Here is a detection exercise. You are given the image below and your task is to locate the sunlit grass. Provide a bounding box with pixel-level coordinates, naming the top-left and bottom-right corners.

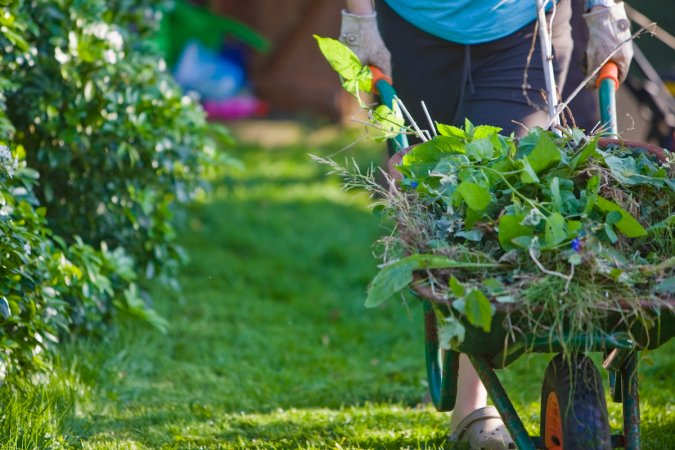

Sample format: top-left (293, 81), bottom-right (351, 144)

top-left (1, 124), bottom-right (673, 449)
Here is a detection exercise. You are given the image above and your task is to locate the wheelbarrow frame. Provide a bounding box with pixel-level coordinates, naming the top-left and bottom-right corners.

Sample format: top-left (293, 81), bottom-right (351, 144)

top-left (371, 63), bottom-right (675, 449)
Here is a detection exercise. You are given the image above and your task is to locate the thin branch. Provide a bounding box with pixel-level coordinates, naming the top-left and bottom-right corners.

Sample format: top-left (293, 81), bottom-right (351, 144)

top-left (522, 20), bottom-right (542, 110)
top-left (528, 238), bottom-right (574, 289)
top-left (545, 24), bottom-right (655, 129)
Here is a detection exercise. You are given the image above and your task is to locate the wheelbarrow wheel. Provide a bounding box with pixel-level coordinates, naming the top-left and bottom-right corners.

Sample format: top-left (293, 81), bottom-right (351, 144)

top-left (540, 353), bottom-right (611, 450)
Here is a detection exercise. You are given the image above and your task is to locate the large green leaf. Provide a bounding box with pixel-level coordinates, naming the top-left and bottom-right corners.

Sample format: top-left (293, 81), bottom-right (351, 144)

top-left (314, 35), bottom-right (371, 95)
top-left (603, 153), bottom-right (670, 189)
top-left (401, 136), bottom-right (466, 177)
top-left (595, 196), bottom-right (647, 238)
top-left (365, 259), bottom-right (417, 308)
top-left (436, 123), bottom-right (466, 140)
top-left (466, 138), bottom-right (494, 162)
top-left (366, 254), bottom-right (500, 308)
top-left (465, 289), bottom-right (493, 332)
top-left (522, 133), bottom-right (562, 174)
top-left (545, 212), bottom-right (567, 246)
top-left (456, 181), bottom-right (491, 211)
top-left (498, 214), bottom-right (534, 251)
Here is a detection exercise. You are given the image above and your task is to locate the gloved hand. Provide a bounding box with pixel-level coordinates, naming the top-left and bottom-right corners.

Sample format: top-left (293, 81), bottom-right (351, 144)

top-left (584, 2), bottom-right (633, 86)
top-left (340, 10), bottom-right (392, 78)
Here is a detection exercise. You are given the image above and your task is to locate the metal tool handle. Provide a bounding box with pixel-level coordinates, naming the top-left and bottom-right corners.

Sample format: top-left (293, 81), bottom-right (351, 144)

top-left (597, 62), bottom-right (620, 136)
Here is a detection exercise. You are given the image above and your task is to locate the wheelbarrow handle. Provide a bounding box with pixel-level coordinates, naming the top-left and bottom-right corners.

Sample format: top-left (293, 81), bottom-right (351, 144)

top-left (369, 65), bottom-right (409, 151)
top-left (597, 62), bottom-right (620, 136)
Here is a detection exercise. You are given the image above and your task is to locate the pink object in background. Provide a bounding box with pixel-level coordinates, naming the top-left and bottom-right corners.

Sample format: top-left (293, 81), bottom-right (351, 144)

top-left (203, 96), bottom-right (270, 120)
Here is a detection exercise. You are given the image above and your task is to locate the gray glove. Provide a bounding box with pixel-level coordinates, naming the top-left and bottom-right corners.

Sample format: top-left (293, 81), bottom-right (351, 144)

top-left (584, 2), bottom-right (633, 86)
top-left (340, 10), bottom-right (392, 78)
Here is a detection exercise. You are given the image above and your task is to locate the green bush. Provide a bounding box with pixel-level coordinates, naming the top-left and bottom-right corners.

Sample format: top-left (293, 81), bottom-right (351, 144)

top-left (0, 0), bottom-right (228, 374)
top-left (6, 0), bottom-right (223, 289)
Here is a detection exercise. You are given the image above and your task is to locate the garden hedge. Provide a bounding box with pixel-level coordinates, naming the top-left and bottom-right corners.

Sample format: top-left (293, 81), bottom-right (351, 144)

top-left (0, 0), bottom-right (229, 376)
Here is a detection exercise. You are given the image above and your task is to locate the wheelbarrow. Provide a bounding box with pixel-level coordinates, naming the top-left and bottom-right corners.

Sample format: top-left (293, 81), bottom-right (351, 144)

top-left (371, 62), bottom-right (675, 449)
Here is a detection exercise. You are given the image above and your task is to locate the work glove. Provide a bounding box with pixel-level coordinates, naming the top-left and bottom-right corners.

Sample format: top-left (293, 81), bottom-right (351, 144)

top-left (340, 10), bottom-right (392, 78)
top-left (584, 2), bottom-right (633, 87)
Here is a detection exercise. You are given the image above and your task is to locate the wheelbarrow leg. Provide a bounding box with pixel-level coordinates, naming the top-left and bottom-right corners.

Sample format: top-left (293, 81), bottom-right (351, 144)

top-left (423, 302), bottom-right (458, 412)
top-left (622, 351), bottom-right (641, 450)
top-left (469, 355), bottom-right (537, 450)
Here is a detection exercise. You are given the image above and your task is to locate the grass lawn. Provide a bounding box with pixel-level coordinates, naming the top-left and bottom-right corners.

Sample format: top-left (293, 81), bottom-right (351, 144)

top-left (1, 121), bottom-right (673, 449)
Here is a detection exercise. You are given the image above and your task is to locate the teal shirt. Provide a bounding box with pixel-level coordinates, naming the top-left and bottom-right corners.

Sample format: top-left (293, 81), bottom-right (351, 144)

top-left (382, 0), bottom-right (544, 44)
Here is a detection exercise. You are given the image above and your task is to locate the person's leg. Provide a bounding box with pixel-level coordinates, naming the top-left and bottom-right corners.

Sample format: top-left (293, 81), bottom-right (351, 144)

top-left (377, 1), bottom-right (492, 433)
top-left (456, 0), bottom-right (573, 136)
top-left (449, 355), bottom-right (488, 431)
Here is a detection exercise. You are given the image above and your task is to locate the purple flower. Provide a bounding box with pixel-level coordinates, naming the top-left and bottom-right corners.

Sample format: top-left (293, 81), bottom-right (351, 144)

top-left (571, 237), bottom-right (582, 252)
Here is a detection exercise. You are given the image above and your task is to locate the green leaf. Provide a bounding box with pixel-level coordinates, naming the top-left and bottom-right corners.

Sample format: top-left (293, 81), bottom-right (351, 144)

top-left (314, 35), bottom-right (372, 94)
top-left (0, 296), bottom-right (10, 319)
top-left (366, 259), bottom-right (416, 308)
top-left (498, 214), bottom-right (534, 251)
top-left (436, 123), bottom-right (466, 139)
top-left (605, 223), bottom-right (619, 243)
top-left (401, 136), bottom-right (465, 177)
top-left (517, 158), bottom-right (540, 184)
top-left (483, 278), bottom-right (506, 295)
top-left (584, 175), bottom-right (600, 214)
top-left (524, 133), bottom-right (562, 173)
top-left (450, 276), bottom-right (465, 298)
top-left (371, 104), bottom-right (404, 138)
top-left (464, 118), bottom-right (475, 137)
top-left (465, 289), bottom-right (493, 332)
top-left (473, 125), bottom-right (503, 140)
top-left (655, 276), bottom-right (675, 294)
top-left (545, 212), bottom-right (567, 246)
top-left (567, 220), bottom-right (582, 238)
top-left (366, 255), bottom-right (501, 307)
top-left (455, 229), bottom-right (483, 241)
top-left (466, 138), bottom-right (494, 162)
top-left (439, 316), bottom-right (466, 349)
top-left (570, 139), bottom-right (598, 169)
top-left (606, 210), bottom-right (622, 225)
top-left (457, 181), bottom-right (490, 211)
top-left (595, 196), bottom-right (648, 238)
top-left (568, 253), bottom-right (582, 265)
top-left (549, 177), bottom-right (562, 212)
top-left (603, 153), bottom-right (669, 189)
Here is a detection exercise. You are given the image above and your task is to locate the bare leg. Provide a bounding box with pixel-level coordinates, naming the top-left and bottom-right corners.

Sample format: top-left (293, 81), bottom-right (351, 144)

top-left (449, 354), bottom-right (488, 432)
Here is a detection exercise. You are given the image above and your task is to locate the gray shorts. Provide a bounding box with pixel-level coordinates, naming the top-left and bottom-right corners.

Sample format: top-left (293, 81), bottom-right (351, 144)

top-left (377, 0), bottom-right (573, 140)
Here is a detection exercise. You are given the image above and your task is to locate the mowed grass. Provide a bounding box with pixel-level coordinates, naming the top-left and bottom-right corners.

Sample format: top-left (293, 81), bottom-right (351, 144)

top-left (1, 122), bottom-right (673, 449)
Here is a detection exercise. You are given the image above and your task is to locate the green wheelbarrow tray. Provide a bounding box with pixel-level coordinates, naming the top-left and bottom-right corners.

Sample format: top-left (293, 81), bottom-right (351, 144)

top-left (414, 279), bottom-right (675, 369)
top-left (414, 275), bottom-right (673, 450)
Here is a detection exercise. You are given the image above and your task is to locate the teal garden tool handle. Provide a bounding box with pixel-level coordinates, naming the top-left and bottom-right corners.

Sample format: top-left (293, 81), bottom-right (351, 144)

top-left (369, 65), bottom-right (409, 151)
top-left (597, 62), bottom-right (620, 136)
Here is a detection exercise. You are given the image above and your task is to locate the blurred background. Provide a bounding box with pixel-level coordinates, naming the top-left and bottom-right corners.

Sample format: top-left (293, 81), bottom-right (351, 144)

top-left (157, 0), bottom-right (674, 149)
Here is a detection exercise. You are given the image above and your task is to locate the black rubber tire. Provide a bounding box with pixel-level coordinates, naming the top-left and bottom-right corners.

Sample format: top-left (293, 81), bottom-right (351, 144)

top-left (540, 353), bottom-right (612, 450)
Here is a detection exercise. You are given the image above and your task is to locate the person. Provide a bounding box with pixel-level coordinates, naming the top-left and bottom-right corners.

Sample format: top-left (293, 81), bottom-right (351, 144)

top-left (339, 0), bottom-right (633, 448)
